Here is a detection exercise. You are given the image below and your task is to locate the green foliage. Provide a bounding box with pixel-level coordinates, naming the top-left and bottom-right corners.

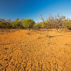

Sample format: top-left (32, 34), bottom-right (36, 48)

top-left (10, 18), bottom-right (22, 28)
top-left (20, 19), bottom-right (35, 28)
top-left (33, 23), bottom-right (42, 29)
top-left (0, 16), bottom-right (71, 30)
top-left (33, 21), bottom-right (49, 29)
top-left (0, 18), bottom-right (35, 29)
top-left (64, 20), bottom-right (71, 30)
top-left (0, 21), bottom-right (10, 28)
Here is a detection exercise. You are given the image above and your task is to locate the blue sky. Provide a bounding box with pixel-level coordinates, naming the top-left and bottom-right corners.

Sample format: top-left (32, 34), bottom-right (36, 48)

top-left (0, 0), bottom-right (71, 22)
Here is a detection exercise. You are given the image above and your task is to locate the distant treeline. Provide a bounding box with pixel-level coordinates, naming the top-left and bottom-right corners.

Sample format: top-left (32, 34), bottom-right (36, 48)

top-left (0, 15), bottom-right (71, 30)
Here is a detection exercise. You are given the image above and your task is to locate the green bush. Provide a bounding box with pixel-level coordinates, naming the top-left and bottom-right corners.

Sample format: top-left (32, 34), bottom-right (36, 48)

top-left (0, 16), bottom-right (71, 30)
top-left (20, 19), bottom-right (35, 28)
top-left (0, 21), bottom-right (10, 28)
top-left (33, 23), bottom-right (42, 29)
top-left (64, 20), bottom-right (71, 30)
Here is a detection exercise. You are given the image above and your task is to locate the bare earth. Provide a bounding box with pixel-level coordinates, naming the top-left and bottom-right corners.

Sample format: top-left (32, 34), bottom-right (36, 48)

top-left (0, 29), bottom-right (71, 71)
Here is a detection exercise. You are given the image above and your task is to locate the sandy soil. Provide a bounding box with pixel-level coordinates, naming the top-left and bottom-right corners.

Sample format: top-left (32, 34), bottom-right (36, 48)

top-left (0, 29), bottom-right (71, 71)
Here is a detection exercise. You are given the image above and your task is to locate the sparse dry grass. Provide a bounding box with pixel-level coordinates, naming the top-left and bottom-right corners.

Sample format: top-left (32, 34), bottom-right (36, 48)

top-left (0, 29), bottom-right (71, 71)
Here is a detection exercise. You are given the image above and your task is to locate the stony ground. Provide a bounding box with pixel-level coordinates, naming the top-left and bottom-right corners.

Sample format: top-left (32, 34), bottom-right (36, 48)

top-left (0, 29), bottom-right (71, 71)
